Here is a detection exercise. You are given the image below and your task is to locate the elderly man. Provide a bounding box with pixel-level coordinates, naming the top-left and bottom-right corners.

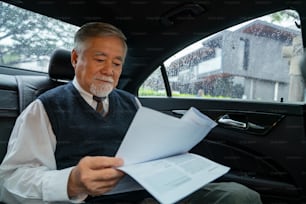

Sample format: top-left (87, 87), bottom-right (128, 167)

top-left (0, 22), bottom-right (262, 204)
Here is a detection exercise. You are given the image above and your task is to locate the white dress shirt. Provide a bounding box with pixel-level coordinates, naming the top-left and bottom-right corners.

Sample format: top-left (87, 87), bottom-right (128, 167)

top-left (0, 77), bottom-right (141, 203)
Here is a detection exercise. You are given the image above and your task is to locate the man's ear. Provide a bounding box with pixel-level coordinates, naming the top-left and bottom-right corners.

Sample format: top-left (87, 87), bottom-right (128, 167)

top-left (71, 49), bottom-right (78, 68)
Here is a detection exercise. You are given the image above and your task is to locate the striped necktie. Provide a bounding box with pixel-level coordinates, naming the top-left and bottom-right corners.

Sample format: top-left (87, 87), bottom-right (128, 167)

top-left (93, 95), bottom-right (106, 116)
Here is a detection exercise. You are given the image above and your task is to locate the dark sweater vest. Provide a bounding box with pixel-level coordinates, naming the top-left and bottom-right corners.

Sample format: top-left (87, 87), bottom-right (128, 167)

top-left (39, 82), bottom-right (138, 170)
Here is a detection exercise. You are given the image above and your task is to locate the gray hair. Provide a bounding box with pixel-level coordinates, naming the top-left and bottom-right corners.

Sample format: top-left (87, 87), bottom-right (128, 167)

top-left (74, 22), bottom-right (127, 58)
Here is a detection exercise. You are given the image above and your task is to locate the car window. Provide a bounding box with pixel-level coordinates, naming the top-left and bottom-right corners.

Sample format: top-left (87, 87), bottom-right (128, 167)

top-left (139, 9), bottom-right (304, 103)
top-left (0, 1), bottom-right (79, 72)
top-left (139, 67), bottom-right (167, 96)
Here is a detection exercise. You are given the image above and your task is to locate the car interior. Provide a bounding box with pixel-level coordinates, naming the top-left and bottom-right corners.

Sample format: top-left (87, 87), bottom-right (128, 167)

top-left (0, 0), bottom-right (306, 203)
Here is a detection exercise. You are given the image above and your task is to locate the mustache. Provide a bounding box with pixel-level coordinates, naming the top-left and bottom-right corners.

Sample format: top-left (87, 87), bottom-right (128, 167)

top-left (94, 76), bottom-right (114, 83)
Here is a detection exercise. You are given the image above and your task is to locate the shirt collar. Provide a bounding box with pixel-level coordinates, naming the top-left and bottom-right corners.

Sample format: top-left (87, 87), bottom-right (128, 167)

top-left (72, 77), bottom-right (93, 106)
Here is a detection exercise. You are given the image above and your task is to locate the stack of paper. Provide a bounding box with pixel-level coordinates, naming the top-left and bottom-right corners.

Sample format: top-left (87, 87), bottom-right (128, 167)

top-left (107, 106), bottom-right (230, 204)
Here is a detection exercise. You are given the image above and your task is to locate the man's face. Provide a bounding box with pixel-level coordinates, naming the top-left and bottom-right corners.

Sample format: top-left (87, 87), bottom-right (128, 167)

top-left (72, 36), bottom-right (125, 97)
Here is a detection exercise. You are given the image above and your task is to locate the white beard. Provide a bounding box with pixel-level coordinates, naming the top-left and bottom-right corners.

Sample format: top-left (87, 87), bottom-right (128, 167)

top-left (90, 76), bottom-right (114, 97)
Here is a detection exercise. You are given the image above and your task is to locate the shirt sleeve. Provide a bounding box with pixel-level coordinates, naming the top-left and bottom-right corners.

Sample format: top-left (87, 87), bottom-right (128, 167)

top-left (0, 100), bottom-right (83, 203)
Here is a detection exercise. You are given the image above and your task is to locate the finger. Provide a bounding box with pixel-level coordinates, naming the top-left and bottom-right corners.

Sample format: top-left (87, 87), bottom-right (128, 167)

top-left (84, 173), bottom-right (125, 196)
top-left (88, 176), bottom-right (122, 193)
top-left (90, 167), bottom-right (125, 182)
top-left (83, 156), bottom-right (124, 169)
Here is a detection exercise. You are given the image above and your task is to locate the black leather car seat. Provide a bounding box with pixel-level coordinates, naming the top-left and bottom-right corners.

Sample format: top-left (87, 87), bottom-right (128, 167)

top-left (0, 49), bottom-right (74, 163)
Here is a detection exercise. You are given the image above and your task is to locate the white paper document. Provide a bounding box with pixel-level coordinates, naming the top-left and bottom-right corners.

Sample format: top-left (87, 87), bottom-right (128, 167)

top-left (107, 106), bottom-right (230, 203)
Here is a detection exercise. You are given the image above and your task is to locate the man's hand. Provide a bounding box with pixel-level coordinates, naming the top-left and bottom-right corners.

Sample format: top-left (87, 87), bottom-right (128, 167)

top-left (67, 156), bottom-right (124, 198)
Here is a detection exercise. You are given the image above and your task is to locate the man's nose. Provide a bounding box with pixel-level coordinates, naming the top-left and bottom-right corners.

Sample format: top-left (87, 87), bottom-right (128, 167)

top-left (101, 60), bottom-right (113, 75)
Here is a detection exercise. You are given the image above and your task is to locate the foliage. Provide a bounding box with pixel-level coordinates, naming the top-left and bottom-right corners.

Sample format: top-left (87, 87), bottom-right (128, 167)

top-left (270, 10), bottom-right (299, 23)
top-left (138, 87), bottom-right (230, 99)
top-left (0, 2), bottom-right (78, 66)
top-left (138, 87), bottom-right (166, 96)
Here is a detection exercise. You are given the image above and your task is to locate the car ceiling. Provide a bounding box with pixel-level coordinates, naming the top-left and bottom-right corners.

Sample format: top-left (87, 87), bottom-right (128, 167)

top-left (2, 0), bottom-right (306, 92)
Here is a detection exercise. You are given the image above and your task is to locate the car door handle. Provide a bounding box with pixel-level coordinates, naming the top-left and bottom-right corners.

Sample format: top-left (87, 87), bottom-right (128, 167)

top-left (217, 114), bottom-right (247, 128)
top-left (217, 113), bottom-right (284, 135)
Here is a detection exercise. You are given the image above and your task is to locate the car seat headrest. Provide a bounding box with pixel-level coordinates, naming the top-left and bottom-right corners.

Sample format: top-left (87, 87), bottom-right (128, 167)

top-left (48, 49), bottom-right (75, 80)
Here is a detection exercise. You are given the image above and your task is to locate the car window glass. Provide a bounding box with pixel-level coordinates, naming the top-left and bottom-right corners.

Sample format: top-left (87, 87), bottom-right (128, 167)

top-left (139, 9), bottom-right (304, 103)
top-left (139, 67), bottom-right (167, 97)
top-left (0, 1), bottom-right (79, 72)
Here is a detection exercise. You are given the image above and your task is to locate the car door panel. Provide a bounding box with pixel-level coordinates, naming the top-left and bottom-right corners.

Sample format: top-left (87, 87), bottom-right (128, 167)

top-left (139, 97), bottom-right (306, 203)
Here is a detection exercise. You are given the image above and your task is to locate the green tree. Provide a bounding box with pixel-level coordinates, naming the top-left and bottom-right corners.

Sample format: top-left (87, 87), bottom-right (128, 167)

top-left (0, 2), bottom-right (78, 66)
top-left (270, 10), bottom-right (299, 24)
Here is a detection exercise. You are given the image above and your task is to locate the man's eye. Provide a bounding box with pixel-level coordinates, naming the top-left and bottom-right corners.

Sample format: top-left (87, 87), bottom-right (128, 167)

top-left (113, 63), bottom-right (121, 67)
top-left (96, 59), bottom-right (105, 62)
top-left (113, 61), bottom-right (122, 67)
